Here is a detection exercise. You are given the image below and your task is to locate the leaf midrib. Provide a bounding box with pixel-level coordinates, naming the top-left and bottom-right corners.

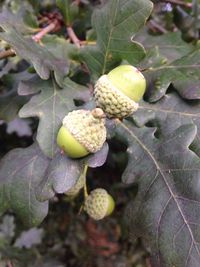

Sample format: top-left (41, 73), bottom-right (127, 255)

top-left (120, 121), bottom-right (200, 264)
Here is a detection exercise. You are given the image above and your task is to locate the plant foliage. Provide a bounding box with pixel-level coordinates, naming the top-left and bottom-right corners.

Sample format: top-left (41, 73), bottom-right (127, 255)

top-left (0, 0), bottom-right (200, 266)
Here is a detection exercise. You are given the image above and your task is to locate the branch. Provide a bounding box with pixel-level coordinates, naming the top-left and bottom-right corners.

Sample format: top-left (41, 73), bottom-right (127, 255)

top-left (0, 49), bottom-right (15, 60)
top-left (148, 20), bottom-right (168, 34)
top-left (0, 21), bottom-right (59, 60)
top-left (6, 261), bottom-right (13, 267)
top-left (32, 21), bottom-right (57, 42)
top-left (66, 26), bottom-right (81, 48)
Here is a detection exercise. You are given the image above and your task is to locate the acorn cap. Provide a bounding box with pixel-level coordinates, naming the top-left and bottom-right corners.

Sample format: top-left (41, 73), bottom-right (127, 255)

top-left (58, 109), bottom-right (106, 158)
top-left (94, 75), bottom-right (139, 118)
top-left (84, 188), bottom-right (115, 220)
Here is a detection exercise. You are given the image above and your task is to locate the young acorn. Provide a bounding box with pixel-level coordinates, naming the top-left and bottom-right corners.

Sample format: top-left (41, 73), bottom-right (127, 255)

top-left (57, 108), bottom-right (106, 158)
top-left (65, 173), bottom-right (85, 197)
top-left (94, 65), bottom-right (146, 118)
top-left (84, 188), bottom-right (115, 220)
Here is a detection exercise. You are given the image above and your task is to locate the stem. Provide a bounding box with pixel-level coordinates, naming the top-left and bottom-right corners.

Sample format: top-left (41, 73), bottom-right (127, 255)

top-left (6, 261), bottom-right (13, 267)
top-left (80, 40), bottom-right (96, 45)
top-left (149, 20), bottom-right (167, 34)
top-left (161, 0), bottom-right (192, 8)
top-left (83, 164), bottom-right (89, 199)
top-left (78, 164), bottom-right (88, 215)
top-left (192, 0), bottom-right (199, 39)
top-left (32, 22), bottom-right (57, 42)
top-left (66, 26), bottom-right (81, 48)
top-left (0, 49), bottom-right (15, 60)
top-left (0, 22), bottom-right (58, 60)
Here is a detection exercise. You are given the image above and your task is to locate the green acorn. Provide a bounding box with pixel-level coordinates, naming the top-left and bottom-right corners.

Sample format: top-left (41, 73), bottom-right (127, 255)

top-left (65, 173), bottom-right (85, 197)
top-left (94, 65), bottom-right (146, 118)
top-left (84, 188), bottom-right (115, 220)
top-left (65, 166), bottom-right (87, 197)
top-left (57, 108), bottom-right (106, 158)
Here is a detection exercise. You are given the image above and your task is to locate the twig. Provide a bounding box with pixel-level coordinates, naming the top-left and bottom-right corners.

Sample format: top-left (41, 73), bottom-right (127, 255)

top-left (0, 21), bottom-right (59, 60)
top-left (0, 49), bottom-right (15, 60)
top-left (74, 0), bottom-right (81, 5)
top-left (145, 258), bottom-right (152, 267)
top-left (162, 0), bottom-right (192, 8)
top-left (6, 260), bottom-right (13, 267)
top-left (149, 20), bottom-right (168, 34)
top-left (32, 21), bottom-right (57, 42)
top-left (66, 26), bottom-right (81, 48)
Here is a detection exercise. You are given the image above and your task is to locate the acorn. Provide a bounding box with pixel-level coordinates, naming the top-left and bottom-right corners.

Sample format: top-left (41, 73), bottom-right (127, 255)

top-left (57, 108), bottom-right (106, 158)
top-left (65, 166), bottom-right (87, 197)
top-left (94, 65), bottom-right (146, 118)
top-left (84, 188), bottom-right (115, 220)
top-left (65, 172), bottom-right (85, 197)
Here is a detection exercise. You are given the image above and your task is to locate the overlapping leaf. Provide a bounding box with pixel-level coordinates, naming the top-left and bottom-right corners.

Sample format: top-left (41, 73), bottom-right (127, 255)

top-left (37, 142), bottom-right (109, 201)
top-left (0, 143), bottom-right (50, 227)
top-left (133, 92), bottom-right (200, 156)
top-left (80, 0), bottom-right (153, 80)
top-left (108, 91), bottom-right (200, 266)
top-left (0, 9), bottom-right (68, 86)
top-left (135, 30), bottom-right (194, 62)
top-left (115, 118), bottom-right (200, 267)
top-left (138, 35), bottom-right (200, 101)
top-left (18, 76), bottom-right (90, 158)
top-left (0, 72), bottom-right (32, 122)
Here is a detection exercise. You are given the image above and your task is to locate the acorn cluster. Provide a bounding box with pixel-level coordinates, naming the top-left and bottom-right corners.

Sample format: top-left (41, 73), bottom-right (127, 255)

top-left (56, 65), bottom-right (146, 220)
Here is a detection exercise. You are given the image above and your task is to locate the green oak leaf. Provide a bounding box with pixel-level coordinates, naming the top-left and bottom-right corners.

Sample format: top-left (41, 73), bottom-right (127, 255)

top-left (37, 142), bottom-right (109, 201)
top-left (135, 30), bottom-right (194, 63)
top-left (80, 0), bottom-right (153, 80)
top-left (133, 92), bottom-right (200, 157)
top-left (115, 119), bottom-right (200, 267)
top-left (0, 143), bottom-right (50, 227)
top-left (0, 72), bottom-right (33, 122)
top-left (37, 153), bottom-right (86, 201)
top-left (56, 0), bottom-right (71, 25)
top-left (142, 43), bottom-right (200, 101)
top-left (18, 77), bottom-right (90, 158)
top-left (0, 10), bottom-right (68, 86)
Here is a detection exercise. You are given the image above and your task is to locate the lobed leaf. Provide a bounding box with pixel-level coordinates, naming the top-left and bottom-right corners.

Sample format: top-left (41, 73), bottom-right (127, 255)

top-left (117, 119), bottom-right (200, 267)
top-left (18, 77), bottom-right (90, 158)
top-left (140, 38), bottom-right (200, 101)
top-left (37, 142), bottom-right (109, 201)
top-left (0, 143), bottom-right (50, 227)
top-left (133, 92), bottom-right (200, 156)
top-left (80, 0), bottom-right (153, 80)
top-left (0, 9), bottom-right (68, 86)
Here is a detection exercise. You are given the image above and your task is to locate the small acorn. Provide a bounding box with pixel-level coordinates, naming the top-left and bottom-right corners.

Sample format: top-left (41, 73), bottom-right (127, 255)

top-left (84, 188), bottom-right (115, 220)
top-left (57, 108), bottom-right (106, 158)
top-left (94, 65), bottom-right (146, 118)
top-left (65, 166), bottom-right (87, 197)
top-left (65, 173), bottom-right (85, 197)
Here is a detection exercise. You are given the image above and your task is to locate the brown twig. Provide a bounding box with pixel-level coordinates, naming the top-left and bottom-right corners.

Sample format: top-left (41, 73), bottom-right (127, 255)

top-left (0, 48), bottom-right (15, 60)
top-left (0, 21), bottom-right (60, 60)
top-left (162, 0), bottom-right (192, 8)
top-left (74, 0), bottom-right (81, 5)
top-left (6, 260), bottom-right (13, 267)
top-left (148, 20), bottom-right (168, 34)
top-left (145, 258), bottom-right (152, 267)
top-left (32, 21), bottom-right (57, 42)
top-left (66, 26), bottom-right (81, 48)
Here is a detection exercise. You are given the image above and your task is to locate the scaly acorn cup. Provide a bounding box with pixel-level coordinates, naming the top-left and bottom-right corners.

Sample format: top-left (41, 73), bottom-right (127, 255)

top-left (84, 188), bottom-right (115, 220)
top-left (57, 108), bottom-right (106, 158)
top-left (94, 65), bottom-right (146, 118)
